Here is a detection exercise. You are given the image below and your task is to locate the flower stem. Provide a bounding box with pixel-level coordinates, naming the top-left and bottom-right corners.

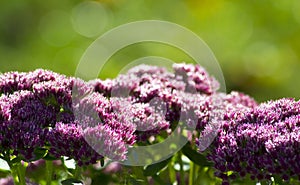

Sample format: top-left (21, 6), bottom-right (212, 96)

top-left (46, 160), bottom-right (53, 185)
top-left (17, 163), bottom-right (26, 185)
top-left (74, 164), bottom-right (82, 180)
top-left (9, 161), bottom-right (26, 185)
top-left (178, 151), bottom-right (184, 185)
top-left (132, 166), bottom-right (150, 185)
top-left (188, 161), bottom-right (194, 185)
top-left (193, 165), bottom-right (203, 185)
top-left (168, 161), bottom-right (176, 183)
top-left (10, 165), bottom-right (19, 184)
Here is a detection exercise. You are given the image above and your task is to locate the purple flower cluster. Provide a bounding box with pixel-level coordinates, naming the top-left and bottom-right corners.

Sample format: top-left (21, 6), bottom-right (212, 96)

top-left (3, 63), bottom-right (300, 185)
top-left (0, 63), bottom-right (259, 171)
top-left (0, 69), bottom-right (130, 164)
top-left (196, 92), bottom-right (257, 152)
top-left (206, 98), bottom-right (300, 183)
top-left (0, 90), bottom-right (53, 160)
top-left (173, 63), bottom-right (219, 94)
top-left (89, 64), bottom-right (223, 138)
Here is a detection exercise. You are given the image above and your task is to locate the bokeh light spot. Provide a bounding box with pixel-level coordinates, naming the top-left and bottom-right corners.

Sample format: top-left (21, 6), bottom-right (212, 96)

top-left (71, 1), bottom-right (108, 38)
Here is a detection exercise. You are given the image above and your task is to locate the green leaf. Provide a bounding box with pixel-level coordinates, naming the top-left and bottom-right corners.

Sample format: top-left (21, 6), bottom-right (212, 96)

top-left (61, 178), bottom-right (83, 185)
top-left (143, 156), bottom-right (172, 176)
top-left (10, 157), bottom-right (21, 164)
top-left (182, 144), bottom-right (213, 167)
top-left (31, 148), bottom-right (48, 161)
top-left (152, 174), bottom-right (168, 184)
top-left (127, 176), bottom-right (144, 185)
top-left (43, 153), bottom-right (58, 161)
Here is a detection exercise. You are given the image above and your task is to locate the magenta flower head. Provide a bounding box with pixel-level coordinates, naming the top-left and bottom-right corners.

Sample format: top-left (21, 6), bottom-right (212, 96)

top-left (173, 63), bottom-right (219, 94)
top-left (88, 63), bottom-right (220, 141)
top-left (45, 80), bottom-right (137, 164)
top-left (89, 63), bottom-right (218, 99)
top-left (196, 91), bottom-right (257, 152)
top-left (206, 98), bottom-right (300, 183)
top-left (0, 69), bottom-right (136, 164)
top-left (0, 63), bottom-right (255, 169)
top-left (0, 69), bottom-right (63, 94)
top-left (0, 90), bottom-right (53, 160)
top-left (47, 122), bottom-right (105, 166)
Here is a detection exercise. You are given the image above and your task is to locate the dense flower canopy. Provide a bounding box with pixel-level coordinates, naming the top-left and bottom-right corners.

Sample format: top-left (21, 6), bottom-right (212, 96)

top-left (2, 62), bottom-right (299, 185)
top-left (0, 63), bottom-right (235, 165)
top-left (206, 98), bottom-right (300, 183)
top-left (0, 63), bottom-right (259, 169)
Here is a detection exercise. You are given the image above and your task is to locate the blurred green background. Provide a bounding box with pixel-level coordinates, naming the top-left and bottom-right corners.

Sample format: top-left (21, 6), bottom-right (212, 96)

top-left (0, 0), bottom-right (300, 102)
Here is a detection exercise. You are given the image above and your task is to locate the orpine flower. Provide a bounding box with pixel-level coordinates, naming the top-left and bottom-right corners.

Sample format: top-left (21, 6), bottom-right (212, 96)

top-left (173, 63), bottom-right (219, 94)
top-left (0, 69), bottom-right (136, 164)
top-left (47, 122), bottom-right (105, 166)
top-left (0, 63), bottom-right (258, 170)
top-left (109, 97), bottom-right (169, 141)
top-left (88, 63), bottom-right (221, 141)
top-left (0, 69), bottom-right (63, 95)
top-left (196, 91), bottom-right (257, 152)
top-left (0, 91), bottom-right (53, 160)
top-left (205, 98), bottom-right (300, 184)
top-left (90, 63), bottom-right (218, 100)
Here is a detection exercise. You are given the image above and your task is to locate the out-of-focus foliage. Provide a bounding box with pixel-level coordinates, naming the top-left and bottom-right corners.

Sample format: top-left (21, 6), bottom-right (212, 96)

top-left (0, 0), bottom-right (300, 102)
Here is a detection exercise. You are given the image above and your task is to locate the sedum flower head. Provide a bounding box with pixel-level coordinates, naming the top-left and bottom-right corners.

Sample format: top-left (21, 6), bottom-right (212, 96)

top-left (88, 63), bottom-right (221, 142)
top-left (206, 98), bottom-right (300, 183)
top-left (0, 69), bottom-right (135, 164)
top-left (0, 63), bottom-right (256, 169)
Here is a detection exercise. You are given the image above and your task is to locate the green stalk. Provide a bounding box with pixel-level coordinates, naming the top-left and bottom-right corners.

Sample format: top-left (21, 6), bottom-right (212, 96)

top-left (46, 160), bottom-right (53, 185)
top-left (168, 161), bottom-right (176, 183)
top-left (17, 163), bottom-right (26, 185)
top-left (152, 174), bottom-right (165, 184)
top-left (132, 166), bottom-right (150, 185)
top-left (178, 152), bottom-right (184, 185)
top-left (9, 162), bottom-right (26, 185)
top-left (193, 165), bottom-right (202, 185)
top-left (188, 161), bottom-right (194, 185)
top-left (74, 164), bottom-right (82, 180)
top-left (10, 165), bottom-right (19, 185)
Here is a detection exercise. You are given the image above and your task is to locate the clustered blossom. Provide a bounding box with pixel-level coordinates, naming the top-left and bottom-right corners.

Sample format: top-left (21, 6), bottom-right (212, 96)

top-left (1, 63), bottom-right (229, 165)
top-left (173, 63), bottom-right (219, 94)
top-left (9, 62), bottom-right (300, 185)
top-left (206, 98), bottom-right (300, 184)
top-left (0, 63), bottom-right (262, 169)
top-left (89, 64), bottom-right (223, 139)
top-left (47, 122), bottom-right (103, 166)
top-left (196, 92), bottom-right (257, 152)
top-left (0, 90), bottom-right (52, 160)
top-left (0, 69), bottom-right (132, 164)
